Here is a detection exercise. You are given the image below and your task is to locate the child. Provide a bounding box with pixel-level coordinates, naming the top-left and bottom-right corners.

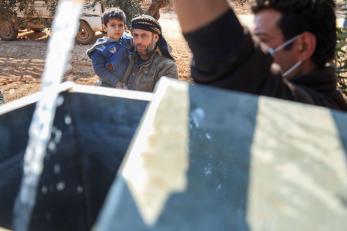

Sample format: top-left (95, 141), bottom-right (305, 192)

top-left (87, 8), bottom-right (132, 88)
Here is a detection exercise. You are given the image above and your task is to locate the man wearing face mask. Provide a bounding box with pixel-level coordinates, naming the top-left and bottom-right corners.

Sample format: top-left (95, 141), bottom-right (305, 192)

top-left (121, 15), bottom-right (178, 92)
top-left (173, 0), bottom-right (347, 111)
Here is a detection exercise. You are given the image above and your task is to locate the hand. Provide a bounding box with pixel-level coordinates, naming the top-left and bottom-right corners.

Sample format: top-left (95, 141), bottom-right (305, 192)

top-left (116, 81), bottom-right (128, 89)
top-left (107, 63), bottom-right (113, 71)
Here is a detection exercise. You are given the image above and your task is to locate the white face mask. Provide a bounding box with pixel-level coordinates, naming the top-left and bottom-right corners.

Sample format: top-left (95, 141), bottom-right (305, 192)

top-left (268, 34), bottom-right (303, 78)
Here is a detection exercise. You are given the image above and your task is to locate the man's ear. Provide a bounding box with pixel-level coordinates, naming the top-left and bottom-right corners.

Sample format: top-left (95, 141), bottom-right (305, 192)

top-left (298, 32), bottom-right (316, 60)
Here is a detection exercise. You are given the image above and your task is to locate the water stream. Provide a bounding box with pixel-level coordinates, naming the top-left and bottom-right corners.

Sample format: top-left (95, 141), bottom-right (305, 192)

top-left (13, 1), bottom-right (83, 230)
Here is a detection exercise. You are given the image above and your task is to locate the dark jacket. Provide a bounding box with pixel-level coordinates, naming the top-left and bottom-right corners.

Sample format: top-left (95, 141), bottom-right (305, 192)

top-left (184, 10), bottom-right (347, 111)
top-left (87, 34), bottom-right (133, 87)
top-left (122, 49), bottom-right (178, 92)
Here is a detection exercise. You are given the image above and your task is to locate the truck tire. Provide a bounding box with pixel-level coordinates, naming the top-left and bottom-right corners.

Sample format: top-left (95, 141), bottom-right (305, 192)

top-left (76, 20), bottom-right (95, 45)
top-left (0, 15), bottom-right (18, 41)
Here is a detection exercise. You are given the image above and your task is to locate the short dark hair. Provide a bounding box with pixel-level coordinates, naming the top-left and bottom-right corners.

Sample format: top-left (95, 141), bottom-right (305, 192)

top-left (252, 0), bottom-right (336, 67)
top-left (102, 8), bottom-right (127, 26)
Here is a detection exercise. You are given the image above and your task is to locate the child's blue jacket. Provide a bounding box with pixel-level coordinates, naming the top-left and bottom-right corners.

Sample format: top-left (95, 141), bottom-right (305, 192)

top-left (87, 33), bottom-right (132, 86)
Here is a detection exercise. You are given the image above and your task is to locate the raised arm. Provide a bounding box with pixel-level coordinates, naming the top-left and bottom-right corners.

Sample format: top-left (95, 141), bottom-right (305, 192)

top-left (172, 0), bottom-right (280, 97)
top-left (172, 0), bottom-right (230, 33)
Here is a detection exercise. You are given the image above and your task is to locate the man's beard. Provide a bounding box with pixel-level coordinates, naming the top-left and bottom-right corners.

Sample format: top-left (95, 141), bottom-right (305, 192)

top-left (135, 39), bottom-right (157, 57)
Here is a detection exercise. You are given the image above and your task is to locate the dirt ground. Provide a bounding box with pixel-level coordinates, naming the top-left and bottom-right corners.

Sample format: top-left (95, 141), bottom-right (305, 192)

top-left (0, 5), bottom-right (250, 103)
top-left (0, 11), bottom-right (189, 102)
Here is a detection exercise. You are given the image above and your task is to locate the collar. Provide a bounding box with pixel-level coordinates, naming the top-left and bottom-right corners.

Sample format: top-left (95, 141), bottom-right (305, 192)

top-left (86, 36), bottom-right (126, 58)
top-left (290, 66), bottom-right (338, 92)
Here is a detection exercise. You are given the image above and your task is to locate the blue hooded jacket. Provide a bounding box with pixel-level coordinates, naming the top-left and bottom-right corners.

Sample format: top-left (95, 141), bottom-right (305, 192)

top-left (87, 33), bottom-right (132, 87)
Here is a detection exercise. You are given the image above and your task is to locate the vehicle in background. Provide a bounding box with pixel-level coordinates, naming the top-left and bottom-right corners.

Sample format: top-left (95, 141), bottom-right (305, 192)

top-left (0, 0), bottom-right (106, 45)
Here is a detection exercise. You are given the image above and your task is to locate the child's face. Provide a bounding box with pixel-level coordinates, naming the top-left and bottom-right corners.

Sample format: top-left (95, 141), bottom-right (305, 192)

top-left (104, 18), bottom-right (125, 41)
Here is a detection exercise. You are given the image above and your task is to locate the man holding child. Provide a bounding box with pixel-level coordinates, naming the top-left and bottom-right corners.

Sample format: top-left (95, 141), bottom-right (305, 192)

top-left (88, 9), bottom-right (178, 92)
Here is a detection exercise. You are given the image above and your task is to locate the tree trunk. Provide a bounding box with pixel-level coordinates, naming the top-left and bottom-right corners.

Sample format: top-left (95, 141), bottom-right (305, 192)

top-left (146, 0), bottom-right (170, 20)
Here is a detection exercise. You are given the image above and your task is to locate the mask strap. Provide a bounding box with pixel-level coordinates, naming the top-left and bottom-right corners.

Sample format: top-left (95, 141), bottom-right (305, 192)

top-left (283, 59), bottom-right (303, 78)
top-left (268, 34), bottom-right (301, 56)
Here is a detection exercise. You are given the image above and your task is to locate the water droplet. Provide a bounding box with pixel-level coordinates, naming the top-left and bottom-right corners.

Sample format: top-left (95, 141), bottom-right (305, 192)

top-left (41, 186), bottom-right (48, 194)
top-left (54, 164), bottom-right (61, 174)
top-left (48, 142), bottom-right (56, 152)
top-left (204, 164), bottom-right (212, 176)
top-left (191, 108), bottom-right (205, 128)
top-left (56, 182), bottom-right (65, 191)
top-left (64, 115), bottom-right (72, 125)
top-left (194, 108), bottom-right (205, 118)
top-left (205, 133), bottom-right (211, 140)
top-left (77, 186), bottom-right (84, 194)
top-left (53, 129), bottom-right (62, 143)
top-left (56, 96), bottom-right (64, 106)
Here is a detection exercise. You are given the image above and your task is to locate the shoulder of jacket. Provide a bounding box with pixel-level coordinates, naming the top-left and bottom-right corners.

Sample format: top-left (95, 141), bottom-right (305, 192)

top-left (120, 34), bottom-right (133, 48)
top-left (122, 33), bottom-right (133, 40)
top-left (87, 37), bottom-right (115, 54)
top-left (95, 37), bottom-right (115, 46)
top-left (156, 55), bottom-right (176, 67)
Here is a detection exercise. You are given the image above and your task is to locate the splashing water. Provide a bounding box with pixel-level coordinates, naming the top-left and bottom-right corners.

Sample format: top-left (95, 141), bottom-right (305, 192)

top-left (53, 127), bottom-right (63, 143)
top-left (56, 182), bottom-right (66, 191)
top-left (54, 164), bottom-right (61, 175)
top-left (41, 186), bottom-right (48, 194)
top-left (48, 141), bottom-right (57, 152)
top-left (13, 1), bottom-right (83, 231)
top-left (64, 115), bottom-right (72, 125)
top-left (77, 185), bottom-right (84, 194)
top-left (191, 108), bottom-right (205, 128)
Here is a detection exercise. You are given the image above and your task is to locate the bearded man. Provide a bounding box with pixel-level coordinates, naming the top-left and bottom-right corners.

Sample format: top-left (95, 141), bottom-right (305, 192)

top-left (121, 14), bottom-right (178, 92)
